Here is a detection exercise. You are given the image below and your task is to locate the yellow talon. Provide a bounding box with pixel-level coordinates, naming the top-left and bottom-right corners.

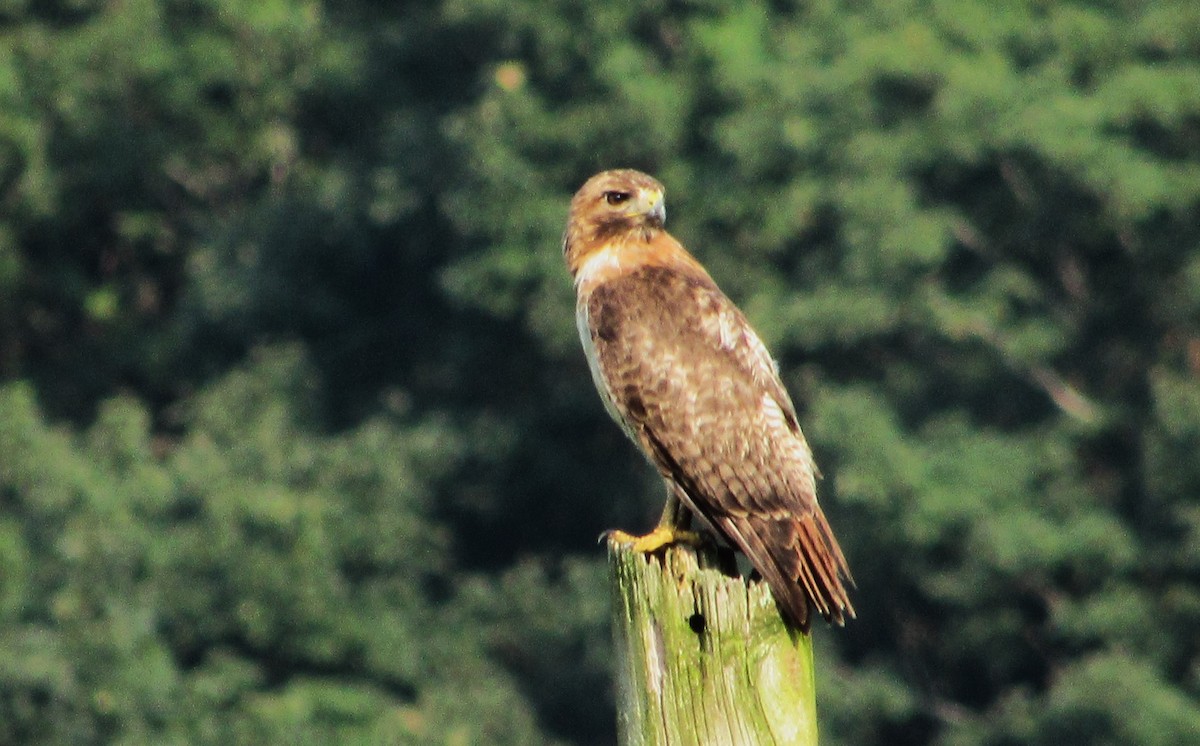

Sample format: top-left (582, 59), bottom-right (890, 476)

top-left (604, 525), bottom-right (703, 553)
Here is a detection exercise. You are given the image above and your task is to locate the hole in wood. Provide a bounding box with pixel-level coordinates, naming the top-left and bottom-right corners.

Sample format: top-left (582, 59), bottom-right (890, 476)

top-left (687, 612), bottom-right (706, 635)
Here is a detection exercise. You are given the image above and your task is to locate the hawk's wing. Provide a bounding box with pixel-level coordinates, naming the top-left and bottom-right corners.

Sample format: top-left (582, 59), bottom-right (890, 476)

top-left (586, 264), bottom-right (853, 628)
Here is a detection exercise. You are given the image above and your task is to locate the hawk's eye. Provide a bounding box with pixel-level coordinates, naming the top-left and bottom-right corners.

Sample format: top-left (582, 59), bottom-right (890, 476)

top-left (604, 191), bottom-right (631, 206)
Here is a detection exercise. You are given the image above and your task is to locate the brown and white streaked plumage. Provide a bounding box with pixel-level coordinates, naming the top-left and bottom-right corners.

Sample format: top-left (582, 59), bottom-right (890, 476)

top-left (564, 168), bottom-right (855, 630)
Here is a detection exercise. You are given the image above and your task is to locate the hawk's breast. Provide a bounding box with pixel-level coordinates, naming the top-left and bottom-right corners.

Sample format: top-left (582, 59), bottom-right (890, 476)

top-left (577, 296), bottom-right (638, 443)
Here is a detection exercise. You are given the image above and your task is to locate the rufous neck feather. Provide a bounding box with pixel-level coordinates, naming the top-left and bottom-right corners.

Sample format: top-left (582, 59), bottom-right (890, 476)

top-left (569, 228), bottom-right (713, 292)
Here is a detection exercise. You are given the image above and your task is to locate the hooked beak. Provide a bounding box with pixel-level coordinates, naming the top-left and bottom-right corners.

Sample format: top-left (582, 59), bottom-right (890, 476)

top-left (639, 187), bottom-right (665, 225)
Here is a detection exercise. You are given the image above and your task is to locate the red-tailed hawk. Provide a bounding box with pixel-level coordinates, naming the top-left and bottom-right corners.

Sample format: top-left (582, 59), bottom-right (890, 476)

top-left (564, 168), bottom-right (855, 629)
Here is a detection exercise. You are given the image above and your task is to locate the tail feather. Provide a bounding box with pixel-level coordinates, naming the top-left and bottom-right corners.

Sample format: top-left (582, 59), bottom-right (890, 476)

top-left (720, 509), bottom-right (854, 630)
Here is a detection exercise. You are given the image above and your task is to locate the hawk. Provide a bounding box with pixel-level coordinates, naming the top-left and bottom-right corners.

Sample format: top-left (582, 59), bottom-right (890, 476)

top-left (564, 168), bottom-right (855, 629)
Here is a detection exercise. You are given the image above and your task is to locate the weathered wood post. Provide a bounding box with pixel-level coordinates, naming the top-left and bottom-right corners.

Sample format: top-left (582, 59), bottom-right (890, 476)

top-left (608, 540), bottom-right (819, 745)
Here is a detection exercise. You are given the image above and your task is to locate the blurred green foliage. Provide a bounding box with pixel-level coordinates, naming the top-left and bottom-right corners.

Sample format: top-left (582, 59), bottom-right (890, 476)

top-left (1, 0), bottom-right (1198, 743)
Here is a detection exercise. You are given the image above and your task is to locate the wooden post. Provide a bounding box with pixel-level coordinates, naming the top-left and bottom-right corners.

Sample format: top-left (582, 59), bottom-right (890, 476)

top-left (608, 541), bottom-right (819, 745)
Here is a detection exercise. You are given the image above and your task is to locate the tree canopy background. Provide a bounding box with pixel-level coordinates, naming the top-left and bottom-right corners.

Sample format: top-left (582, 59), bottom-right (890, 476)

top-left (2, 1), bottom-right (1199, 743)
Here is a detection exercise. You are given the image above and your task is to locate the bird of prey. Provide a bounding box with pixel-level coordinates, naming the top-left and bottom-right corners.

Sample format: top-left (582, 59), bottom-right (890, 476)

top-left (563, 168), bottom-right (854, 629)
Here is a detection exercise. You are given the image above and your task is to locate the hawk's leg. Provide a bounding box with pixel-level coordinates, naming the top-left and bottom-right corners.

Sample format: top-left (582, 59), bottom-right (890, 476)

top-left (604, 484), bottom-right (703, 553)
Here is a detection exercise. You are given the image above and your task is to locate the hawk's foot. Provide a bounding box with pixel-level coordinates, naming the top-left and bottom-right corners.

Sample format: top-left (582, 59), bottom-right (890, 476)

top-left (602, 525), bottom-right (703, 553)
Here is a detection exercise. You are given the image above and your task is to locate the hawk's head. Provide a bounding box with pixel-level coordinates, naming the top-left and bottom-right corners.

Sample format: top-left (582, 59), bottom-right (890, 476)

top-left (563, 169), bottom-right (666, 276)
